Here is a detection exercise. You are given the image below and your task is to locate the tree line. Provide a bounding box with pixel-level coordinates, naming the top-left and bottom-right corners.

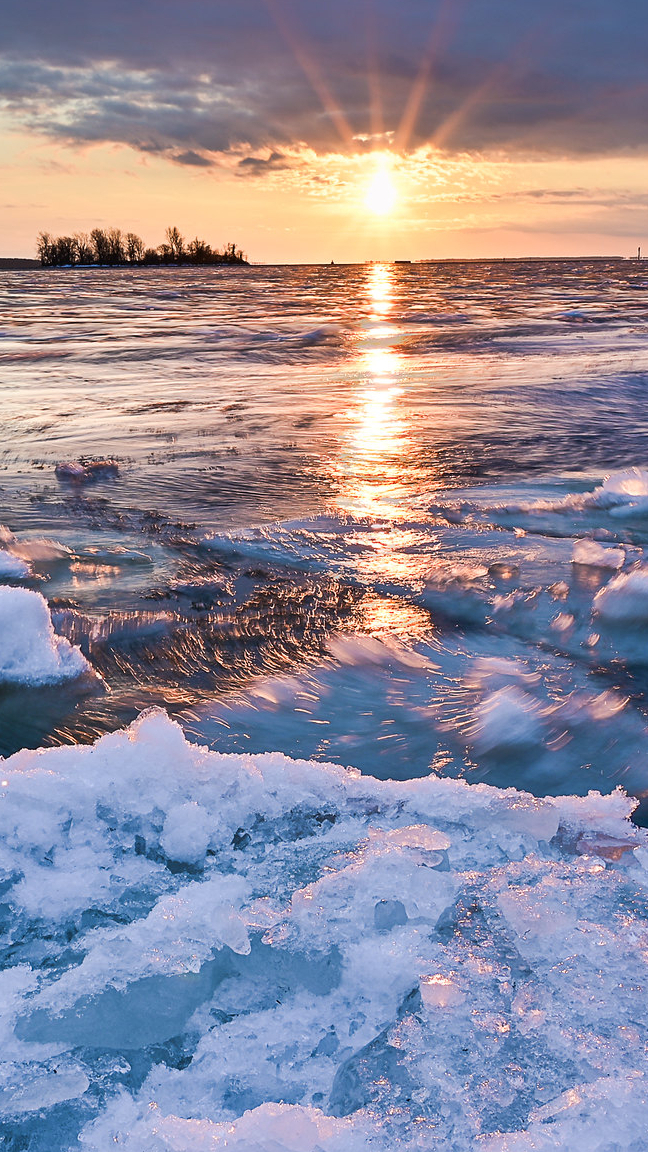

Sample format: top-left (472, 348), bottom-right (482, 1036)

top-left (36, 225), bottom-right (247, 267)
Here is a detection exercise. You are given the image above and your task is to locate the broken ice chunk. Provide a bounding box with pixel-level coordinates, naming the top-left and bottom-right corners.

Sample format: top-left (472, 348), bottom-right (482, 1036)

top-left (0, 585), bottom-right (91, 684)
top-left (55, 459), bottom-right (119, 482)
top-left (374, 899), bottom-right (408, 931)
top-left (0, 1069), bottom-right (90, 1116)
top-left (161, 801), bottom-right (214, 866)
top-left (593, 568), bottom-right (648, 624)
top-left (572, 538), bottom-right (625, 570)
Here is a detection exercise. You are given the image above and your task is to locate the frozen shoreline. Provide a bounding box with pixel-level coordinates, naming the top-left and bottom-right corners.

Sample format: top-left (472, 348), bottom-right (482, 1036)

top-left (1, 709), bottom-right (647, 1149)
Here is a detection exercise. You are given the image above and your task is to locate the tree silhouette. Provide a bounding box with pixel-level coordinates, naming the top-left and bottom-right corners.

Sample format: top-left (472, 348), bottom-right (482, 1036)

top-left (106, 228), bottom-right (125, 265)
top-left (36, 226), bottom-right (248, 267)
top-left (74, 233), bottom-right (94, 264)
top-left (165, 226), bottom-right (184, 262)
top-left (90, 228), bottom-right (110, 265)
top-left (125, 233), bottom-right (145, 264)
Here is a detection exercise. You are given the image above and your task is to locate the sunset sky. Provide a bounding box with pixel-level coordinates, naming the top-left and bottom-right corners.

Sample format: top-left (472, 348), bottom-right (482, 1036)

top-left (1, 0), bottom-right (647, 263)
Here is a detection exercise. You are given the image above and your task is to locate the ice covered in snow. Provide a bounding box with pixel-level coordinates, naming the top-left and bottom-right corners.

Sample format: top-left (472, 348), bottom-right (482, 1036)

top-left (1, 710), bottom-right (648, 1150)
top-left (525, 466), bottom-right (648, 519)
top-left (0, 586), bottom-right (90, 684)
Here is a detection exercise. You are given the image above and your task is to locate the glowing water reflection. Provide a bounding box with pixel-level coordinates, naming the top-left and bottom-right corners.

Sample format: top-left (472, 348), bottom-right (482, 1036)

top-left (332, 264), bottom-right (435, 635)
top-left (367, 262), bottom-right (394, 320)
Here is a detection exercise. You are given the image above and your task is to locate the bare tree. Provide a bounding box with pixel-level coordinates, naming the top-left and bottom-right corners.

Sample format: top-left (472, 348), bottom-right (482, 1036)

top-left (73, 233), bottom-right (93, 264)
top-left (91, 228), bottom-right (110, 264)
top-left (106, 228), bottom-right (125, 265)
top-left (218, 241), bottom-right (246, 264)
top-left (165, 225), bottom-right (184, 262)
top-left (53, 236), bottom-right (76, 265)
top-left (125, 232), bottom-right (145, 264)
top-left (36, 232), bottom-right (54, 266)
top-left (37, 225), bottom-right (248, 267)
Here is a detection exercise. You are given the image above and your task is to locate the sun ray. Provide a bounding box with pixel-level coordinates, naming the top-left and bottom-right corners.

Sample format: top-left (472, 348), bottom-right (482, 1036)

top-left (430, 24), bottom-right (547, 152)
top-left (262, 0), bottom-right (355, 147)
top-left (363, 0), bottom-right (385, 141)
top-left (394, 0), bottom-right (464, 152)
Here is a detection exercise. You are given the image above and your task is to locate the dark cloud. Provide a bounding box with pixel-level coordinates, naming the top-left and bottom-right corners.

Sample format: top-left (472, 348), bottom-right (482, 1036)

top-left (236, 151), bottom-right (291, 175)
top-left (1, 0), bottom-right (648, 160)
top-left (172, 150), bottom-right (214, 167)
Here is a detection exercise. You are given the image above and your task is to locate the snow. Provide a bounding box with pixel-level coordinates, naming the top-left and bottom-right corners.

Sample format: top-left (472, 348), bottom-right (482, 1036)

top-left (0, 585), bottom-right (90, 684)
top-left (1, 710), bottom-right (647, 1150)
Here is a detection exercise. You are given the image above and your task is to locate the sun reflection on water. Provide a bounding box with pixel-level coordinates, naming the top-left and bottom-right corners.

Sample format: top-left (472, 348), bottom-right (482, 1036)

top-left (330, 264), bottom-right (435, 636)
top-left (367, 262), bottom-right (395, 320)
top-left (336, 263), bottom-right (416, 520)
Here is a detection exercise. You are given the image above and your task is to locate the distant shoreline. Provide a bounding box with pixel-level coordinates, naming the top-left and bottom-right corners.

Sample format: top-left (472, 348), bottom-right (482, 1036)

top-left (0, 258), bottom-right (40, 269)
top-left (0, 254), bottom-right (631, 269)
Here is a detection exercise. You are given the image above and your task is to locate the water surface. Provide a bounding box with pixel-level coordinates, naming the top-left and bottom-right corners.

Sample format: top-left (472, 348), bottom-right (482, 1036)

top-left (3, 257), bottom-right (648, 807)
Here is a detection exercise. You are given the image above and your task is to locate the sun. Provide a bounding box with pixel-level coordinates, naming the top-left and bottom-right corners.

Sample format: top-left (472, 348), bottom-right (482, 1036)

top-left (365, 163), bottom-right (397, 216)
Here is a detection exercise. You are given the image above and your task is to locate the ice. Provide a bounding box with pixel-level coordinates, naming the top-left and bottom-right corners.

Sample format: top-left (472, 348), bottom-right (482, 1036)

top-left (597, 466), bottom-right (648, 500)
top-left (8, 537), bottom-right (73, 563)
top-left (0, 711), bottom-right (646, 1149)
top-left (76, 545), bottom-right (153, 565)
top-left (427, 468), bottom-right (648, 540)
top-left (80, 1100), bottom-right (374, 1151)
top-left (55, 459), bottom-right (120, 482)
top-left (161, 802), bottom-right (216, 865)
top-left (479, 1074), bottom-right (648, 1151)
top-left (593, 567), bottom-right (648, 623)
top-left (0, 586), bottom-right (91, 684)
top-left (467, 686), bottom-right (545, 755)
top-left (572, 538), bottom-right (624, 569)
top-left (0, 548), bottom-right (30, 578)
top-left (0, 1069), bottom-right (90, 1116)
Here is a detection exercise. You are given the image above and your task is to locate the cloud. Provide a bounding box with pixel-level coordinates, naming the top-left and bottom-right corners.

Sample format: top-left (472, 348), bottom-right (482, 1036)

top-left (236, 151), bottom-right (292, 175)
top-left (1, 0), bottom-right (648, 163)
top-left (172, 150), bottom-right (214, 167)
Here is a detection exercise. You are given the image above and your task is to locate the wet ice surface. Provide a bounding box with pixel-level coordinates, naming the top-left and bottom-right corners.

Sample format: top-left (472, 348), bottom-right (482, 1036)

top-left (4, 261), bottom-right (648, 1146)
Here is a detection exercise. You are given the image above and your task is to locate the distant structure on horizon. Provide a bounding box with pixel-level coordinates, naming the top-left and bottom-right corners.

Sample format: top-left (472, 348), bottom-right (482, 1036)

top-left (36, 225), bottom-right (248, 268)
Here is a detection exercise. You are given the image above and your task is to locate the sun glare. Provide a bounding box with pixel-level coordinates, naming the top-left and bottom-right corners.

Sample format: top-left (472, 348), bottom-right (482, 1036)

top-left (365, 163), bottom-right (397, 216)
